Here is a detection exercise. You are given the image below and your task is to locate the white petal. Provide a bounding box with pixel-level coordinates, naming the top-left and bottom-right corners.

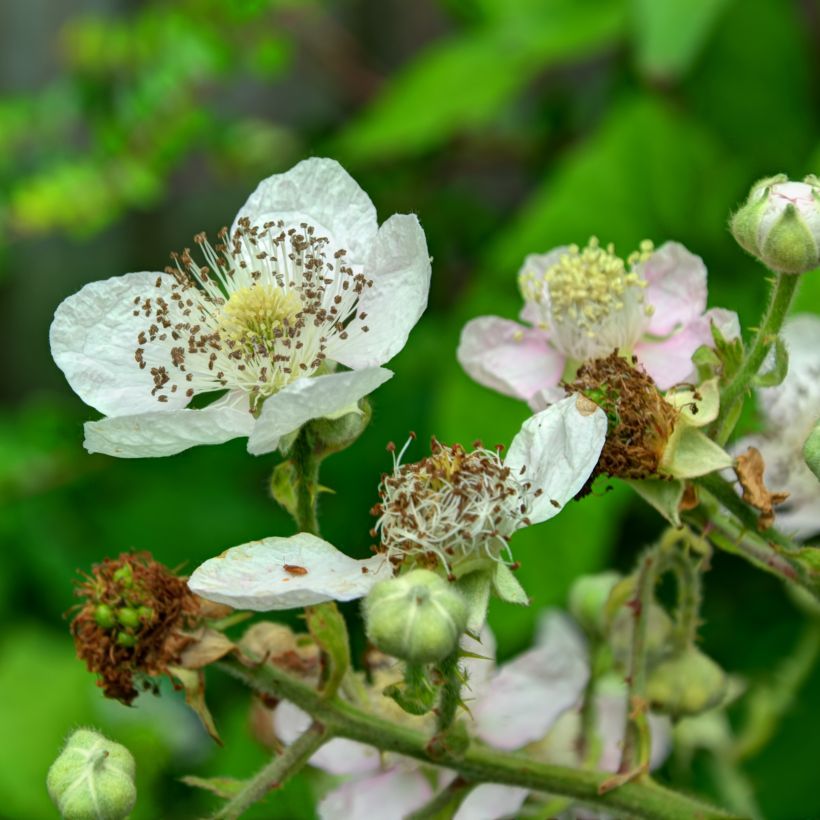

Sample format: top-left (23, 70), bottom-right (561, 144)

top-left (274, 701), bottom-right (380, 776)
top-left (472, 611), bottom-right (589, 750)
top-left (248, 367), bottom-right (393, 455)
top-left (329, 215), bottom-right (431, 369)
top-left (318, 769), bottom-right (433, 820)
top-left (50, 271), bottom-right (189, 416)
top-left (504, 395), bottom-right (607, 524)
top-left (187, 533), bottom-right (393, 610)
top-left (83, 392), bottom-right (255, 458)
top-left (455, 784), bottom-right (529, 820)
top-left (233, 158), bottom-right (378, 263)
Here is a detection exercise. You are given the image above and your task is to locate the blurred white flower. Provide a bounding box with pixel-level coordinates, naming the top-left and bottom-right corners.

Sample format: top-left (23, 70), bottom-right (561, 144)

top-left (187, 396), bottom-right (607, 610)
top-left (733, 314), bottom-right (820, 538)
top-left (50, 158), bottom-right (431, 457)
top-left (458, 239), bottom-right (739, 410)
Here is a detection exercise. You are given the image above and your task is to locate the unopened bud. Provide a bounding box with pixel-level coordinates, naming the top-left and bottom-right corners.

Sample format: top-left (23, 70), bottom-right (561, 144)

top-left (364, 569), bottom-right (468, 664)
top-left (310, 399), bottom-right (372, 456)
top-left (47, 729), bottom-right (136, 820)
top-left (647, 647), bottom-right (728, 718)
top-left (607, 602), bottom-right (674, 669)
top-left (803, 419), bottom-right (820, 481)
top-left (568, 571), bottom-right (621, 636)
top-left (731, 174), bottom-right (820, 274)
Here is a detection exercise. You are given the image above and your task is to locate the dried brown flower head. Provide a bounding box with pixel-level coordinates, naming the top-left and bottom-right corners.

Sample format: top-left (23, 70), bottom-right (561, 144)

top-left (567, 352), bottom-right (678, 482)
top-left (71, 552), bottom-right (204, 704)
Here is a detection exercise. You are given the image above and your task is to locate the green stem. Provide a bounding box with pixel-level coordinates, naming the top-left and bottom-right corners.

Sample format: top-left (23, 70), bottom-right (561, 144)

top-left (715, 272), bottom-right (799, 445)
top-left (211, 722), bottom-right (329, 819)
top-left (436, 651), bottom-right (462, 733)
top-left (405, 777), bottom-right (472, 820)
top-left (216, 657), bottom-right (740, 820)
top-left (291, 426), bottom-right (321, 535)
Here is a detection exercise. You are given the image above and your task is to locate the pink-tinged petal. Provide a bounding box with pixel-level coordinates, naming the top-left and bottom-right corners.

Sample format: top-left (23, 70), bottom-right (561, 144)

top-left (83, 391), bottom-right (254, 458)
top-left (50, 271), bottom-right (190, 417)
top-left (635, 308), bottom-right (739, 390)
top-left (472, 612), bottom-right (588, 750)
top-left (758, 314), bottom-right (820, 428)
top-left (274, 701), bottom-right (380, 775)
top-left (455, 784), bottom-right (529, 820)
top-left (517, 247), bottom-right (568, 326)
top-left (457, 317), bottom-right (564, 402)
top-left (188, 533), bottom-right (393, 611)
top-left (233, 158), bottom-right (378, 263)
top-left (330, 214), bottom-right (431, 369)
top-left (504, 396), bottom-right (607, 524)
top-left (247, 367), bottom-right (393, 455)
top-left (318, 769), bottom-right (433, 820)
top-left (641, 242), bottom-right (707, 336)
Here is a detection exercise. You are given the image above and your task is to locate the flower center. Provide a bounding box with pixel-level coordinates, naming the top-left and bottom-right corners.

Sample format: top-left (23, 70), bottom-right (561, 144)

top-left (218, 284), bottom-right (303, 346)
top-left (372, 438), bottom-right (529, 571)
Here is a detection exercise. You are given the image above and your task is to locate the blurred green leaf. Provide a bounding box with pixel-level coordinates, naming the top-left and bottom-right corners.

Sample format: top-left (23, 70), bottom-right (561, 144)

top-left (631, 0), bottom-right (733, 80)
top-left (335, 0), bottom-right (627, 161)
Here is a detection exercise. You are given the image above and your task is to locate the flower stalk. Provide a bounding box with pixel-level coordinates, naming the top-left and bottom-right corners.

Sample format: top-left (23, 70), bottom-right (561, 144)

top-left (215, 655), bottom-right (741, 820)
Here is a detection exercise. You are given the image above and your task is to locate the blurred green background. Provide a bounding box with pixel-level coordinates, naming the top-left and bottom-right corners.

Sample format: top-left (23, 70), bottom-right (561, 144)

top-left (2, 0), bottom-right (819, 817)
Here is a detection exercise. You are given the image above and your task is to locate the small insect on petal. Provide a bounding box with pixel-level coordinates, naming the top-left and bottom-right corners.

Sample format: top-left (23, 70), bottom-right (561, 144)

top-left (284, 564), bottom-right (308, 576)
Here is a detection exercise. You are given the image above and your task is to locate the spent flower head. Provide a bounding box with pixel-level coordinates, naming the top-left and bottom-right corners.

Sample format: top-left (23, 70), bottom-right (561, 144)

top-left (459, 238), bottom-right (739, 409)
top-left (187, 396), bottom-right (607, 611)
top-left (50, 158), bottom-right (431, 458)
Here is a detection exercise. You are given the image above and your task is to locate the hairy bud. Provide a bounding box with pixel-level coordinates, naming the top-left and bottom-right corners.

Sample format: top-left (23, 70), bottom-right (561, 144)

top-left (647, 647), bottom-right (728, 718)
top-left (363, 569), bottom-right (468, 664)
top-left (732, 174), bottom-right (820, 274)
top-left (47, 729), bottom-right (136, 820)
top-left (568, 571), bottom-right (622, 636)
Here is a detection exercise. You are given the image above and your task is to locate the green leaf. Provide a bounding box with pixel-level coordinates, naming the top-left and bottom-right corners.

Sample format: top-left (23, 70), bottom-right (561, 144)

top-left (753, 336), bottom-right (789, 387)
top-left (632, 0), bottom-right (733, 79)
top-left (492, 562), bottom-right (530, 605)
top-left (269, 459), bottom-right (298, 519)
top-left (304, 601), bottom-right (350, 697)
top-left (334, 0), bottom-right (626, 161)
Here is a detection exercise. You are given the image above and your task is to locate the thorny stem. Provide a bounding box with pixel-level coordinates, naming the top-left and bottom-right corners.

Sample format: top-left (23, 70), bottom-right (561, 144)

top-left (216, 656), bottom-right (741, 820)
top-left (211, 722), bottom-right (329, 819)
top-left (435, 650), bottom-right (463, 733)
top-left (714, 272), bottom-right (799, 445)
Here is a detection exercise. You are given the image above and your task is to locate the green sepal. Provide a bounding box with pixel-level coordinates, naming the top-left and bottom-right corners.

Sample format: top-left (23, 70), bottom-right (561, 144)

top-left (803, 419), bottom-right (820, 481)
top-left (305, 601), bottom-right (350, 698)
top-left (168, 666), bottom-right (222, 745)
top-left (454, 570), bottom-right (492, 634)
top-left (179, 775), bottom-right (244, 799)
top-left (491, 562), bottom-right (529, 605)
top-left (710, 322), bottom-right (745, 382)
top-left (384, 663), bottom-right (436, 716)
top-left (626, 478), bottom-right (684, 526)
top-left (691, 344), bottom-right (721, 383)
top-left (752, 336), bottom-right (789, 387)
top-left (269, 459), bottom-right (298, 518)
top-left (661, 427), bottom-right (733, 479)
top-left (761, 203), bottom-right (818, 274)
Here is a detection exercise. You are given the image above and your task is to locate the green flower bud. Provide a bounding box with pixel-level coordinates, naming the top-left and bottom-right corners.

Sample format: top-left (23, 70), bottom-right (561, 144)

top-left (607, 602), bottom-right (674, 669)
top-left (94, 604), bottom-right (116, 630)
top-left (647, 647), bottom-right (728, 718)
top-left (803, 419), bottom-right (820, 481)
top-left (568, 571), bottom-right (621, 636)
top-left (47, 729), bottom-right (136, 820)
top-left (364, 569), bottom-right (468, 664)
top-left (731, 174), bottom-right (820, 274)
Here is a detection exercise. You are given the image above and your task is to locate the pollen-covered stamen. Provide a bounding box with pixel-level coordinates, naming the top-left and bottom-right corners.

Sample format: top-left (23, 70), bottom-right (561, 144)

top-left (133, 218), bottom-right (373, 406)
top-left (374, 438), bottom-right (532, 571)
top-left (520, 238), bottom-right (654, 360)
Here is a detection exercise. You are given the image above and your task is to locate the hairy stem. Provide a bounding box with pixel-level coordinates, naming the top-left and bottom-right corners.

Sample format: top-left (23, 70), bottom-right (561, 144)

top-left (436, 651), bottom-right (463, 733)
top-left (715, 272), bottom-right (799, 445)
top-left (291, 426), bottom-right (321, 535)
top-left (405, 777), bottom-right (472, 820)
top-left (211, 722), bottom-right (329, 819)
top-left (216, 656), bottom-right (740, 820)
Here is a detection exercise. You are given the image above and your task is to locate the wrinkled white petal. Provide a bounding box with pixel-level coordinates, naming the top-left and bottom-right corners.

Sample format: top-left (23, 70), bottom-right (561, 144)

top-left (318, 768), bottom-right (433, 820)
top-left (83, 391), bottom-right (254, 458)
top-left (233, 157), bottom-right (378, 262)
top-left (50, 271), bottom-right (189, 416)
top-left (330, 215), bottom-right (431, 369)
top-left (248, 367), bottom-right (393, 455)
top-left (457, 316), bottom-right (565, 402)
top-left (455, 783), bottom-right (529, 820)
top-left (187, 533), bottom-right (393, 610)
top-left (274, 701), bottom-right (380, 776)
top-left (505, 395), bottom-right (607, 524)
top-left (472, 611), bottom-right (589, 750)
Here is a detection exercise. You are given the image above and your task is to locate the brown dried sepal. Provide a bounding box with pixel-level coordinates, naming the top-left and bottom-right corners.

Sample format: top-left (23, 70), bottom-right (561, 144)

top-left (71, 552), bottom-right (205, 704)
top-left (567, 352), bottom-right (678, 483)
top-left (238, 622), bottom-right (321, 684)
top-left (735, 446), bottom-right (789, 530)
